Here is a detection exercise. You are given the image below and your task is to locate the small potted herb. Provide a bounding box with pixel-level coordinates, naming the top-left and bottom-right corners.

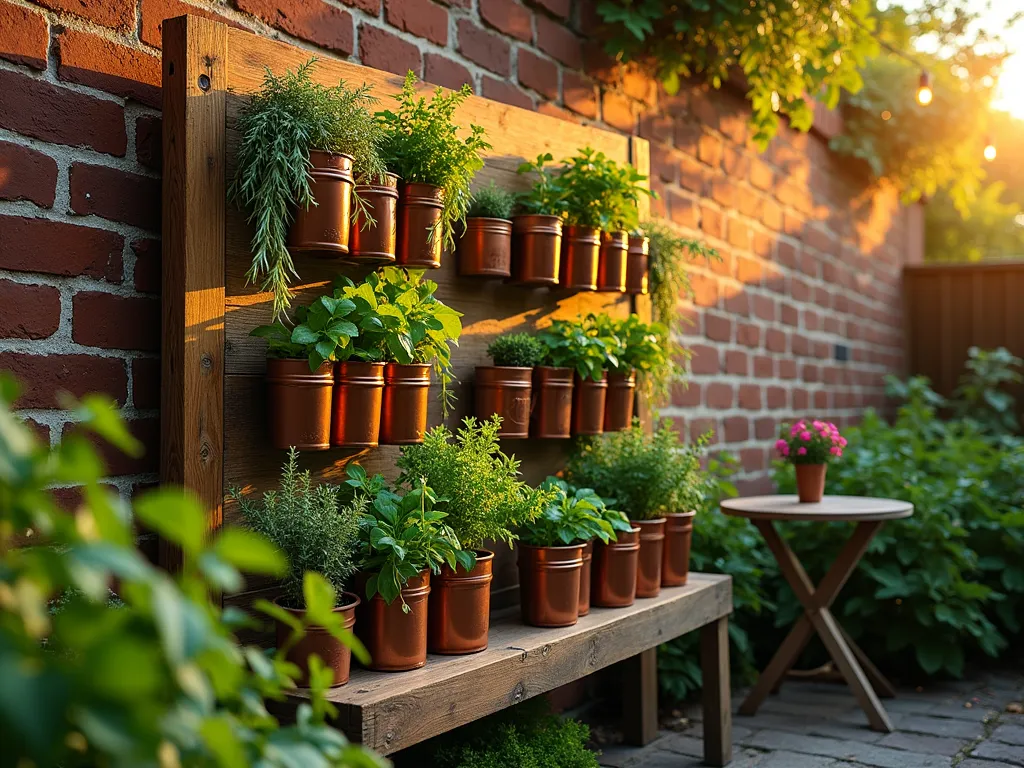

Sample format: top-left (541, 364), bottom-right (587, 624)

top-left (475, 332), bottom-right (546, 438)
top-left (350, 171), bottom-right (400, 264)
top-left (597, 159), bottom-right (650, 293)
top-left (589, 494), bottom-right (640, 609)
top-left (537, 318), bottom-right (617, 436)
top-left (458, 182), bottom-right (516, 277)
top-left (512, 153), bottom-right (567, 285)
top-left (231, 449), bottom-right (364, 686)
top-left (626, 228), bottom-right (650, 295)
top-left (397, 416), bottom-right (554, 653)
top-left (379, 72), bottom-right (490, 269)
top-left (776, 419), bottom-right (847, 503)
top-left (661, 432), bottom-right (709, 587)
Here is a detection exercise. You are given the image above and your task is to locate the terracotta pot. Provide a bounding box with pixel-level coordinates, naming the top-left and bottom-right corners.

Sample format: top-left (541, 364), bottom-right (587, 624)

top-left (380, 363), bottom-right (431, 445)
top-left (560, 225), bottom-right (600, 290)
top-left (578, 540), bottom-right (593, 617)
top-left (287, 151), bottom-right (354, 256)
top-left (795, 463), bottom-right (827, 503)
top-left (458, 218), bottom-right (512, 277)
top-left (518, 543), bottom-right (584, 628)
top-left (275, 592), bottom-right (359, 687)
top-left (662, 511), bottom-right (696, 587)
top-left (633, 517), bottom-right (666, 598)
top-left (355, 570), bottom-right (430, 671)
top-left (428, 550), bottom-right (494, 655)
top-left (592, 527), bottom-right (641, 608)
top-left (397, 182), bottom-right (444, 268)
top-left (511, 214), bottom-right (562, 285)
top-left (475, 366), bottom-right (532, 438)
top-left (266, 358), bottom-right (333, 451)
top-left (331, 361), bottom-right (384, 448)
top-left (349, 172), bottom-right (398, 264)
top-left (531, 366), bottom-right (574, 438)
top-left (572, 371), bottom-right (608, 435)
top-left (603, 370), bottom-right (636, 432)
top-left (597, 230), bottom-right (628, 292)
top-left (626, 234), bottom-right (650, 295)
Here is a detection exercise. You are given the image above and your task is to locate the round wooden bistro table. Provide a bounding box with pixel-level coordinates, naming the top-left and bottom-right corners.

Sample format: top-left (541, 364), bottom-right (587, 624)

top-left (720, 495), bottom-right (913, 733)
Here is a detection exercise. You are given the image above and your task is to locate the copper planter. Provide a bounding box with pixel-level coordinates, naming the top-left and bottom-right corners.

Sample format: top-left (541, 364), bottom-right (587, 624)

top-left (428, 550), bottom-right (494, 655)
top-left (275, 592), bottom-right (360, 687)
top-left (578, 540), bottom-right (593, 617)
top-left (626, 234), bottom-right (650, 295)
top-left (287, 150), bottom-right (354, 256)
top-left (603, 370), bottom-right (637, 432)
top-left (518, 543), bottom-right (584, 628)
top-left (560, 225), bottom-right (600, 290)
top-left (458, 217), bottom-right (512, 277)
top-left (266, 358), bottom-right (333, 451)
top-left (331, 361), bottom-right (385, 448)
top-left (511, 214), bottom-right (562, 285)
top-left (475, 366), bottom-right (532, 438)
top-left (349, 172), bottom-right (398, 264)
top-left (597, 230), bottom-right (628, 292)
top-left (356, 570), bottom-right (431, 671)
top-left (397, 181), bottom-right (444, 268)
top-left (531, 366), bottom-right (574, 439)
top-left (795, 463), bottom-right (827, 503)
top-left (662, 511), bottom-right (696, 587)
top-left (572, 371), bottom-right (608, 436)
top-left (633, 517), bottom-right (666, 598)
top-left (380, 363), bottom-right (431, 445)
top-left (591, 527), bottom-right (640, 608)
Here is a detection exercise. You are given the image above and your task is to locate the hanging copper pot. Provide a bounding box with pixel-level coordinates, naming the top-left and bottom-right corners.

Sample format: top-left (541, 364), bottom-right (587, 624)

top-left (633, 517), bottom-right (666, 598)
top-left (511, 214), bottom-right (562, 285)
top-left (397, 181), bottom-right (444, 268)
top-left (475, 366), bottom-right (532, 438)
top-left (578, 540), bottom-right (593, 617)
top-left (530, 366), bottom-right (574, 439)
top-left (266, 358), bottom-right (333, 451)
top-left (560, 225), bottom-right (600, 290)
top-left (572, 371), bottom-right (608, 435)
top-left (662, 511), bottom-right (696, 587)
top-left (591, 527), bottom-right (640, 608)
top-left (795, 463), bottom-right (827, 503)
top-left (603, 370), bottom-right (637, 432)
top-left (355, 570), bottom-right (430, 671)
top-left (458, 218), bottom-right (512, 277)
top-left (349, 172), bottom-right (398, 264)
top-left (597, 230), bottom-right (628, 292)
top-left (287, 151), bottom-right (354, 256)
top-left (380, 363), bottom-right (431, 445)
top-left (332, 361), bottom-right (385, 448)
top-left (275, 592), bottom-right (359, 687)
top-left (626, 234), bottom-right (650, 295)
top-left (428, 550), bottom-right (494, 655)
top-left (518, 543), bottom-right (584, 628)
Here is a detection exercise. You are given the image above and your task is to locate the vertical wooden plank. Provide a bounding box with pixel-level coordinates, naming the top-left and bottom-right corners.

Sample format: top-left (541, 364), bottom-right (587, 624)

top-left (701, 615), bottom-right (732, 767)
top-left (160, 15), bottom-right (228, 570)
top-left (622, 648), bottom-right (659, 746)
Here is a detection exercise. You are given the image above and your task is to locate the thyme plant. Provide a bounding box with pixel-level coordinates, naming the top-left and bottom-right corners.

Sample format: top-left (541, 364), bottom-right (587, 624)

top-left (486, 332), bottom-right (546, 368)
top-left (467, 181), bottom-right (516, 219)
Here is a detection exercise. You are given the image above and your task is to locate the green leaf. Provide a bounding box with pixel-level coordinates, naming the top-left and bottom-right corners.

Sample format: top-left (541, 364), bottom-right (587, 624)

top-left (214, 528), bottom-right (288, 577)
top-left (134, 488), bottom-right (207, 556)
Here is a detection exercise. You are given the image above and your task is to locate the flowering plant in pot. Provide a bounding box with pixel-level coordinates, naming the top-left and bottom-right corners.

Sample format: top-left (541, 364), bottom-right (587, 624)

top-left (379, 72), bottom-right (490, 268)
top-left (512, 153), bottom-right (567, 285)
top-left (459, 182), bottom-right (516, 277)
top-left (230, 448), bottom-right (367, 686)
top-left (230, 59), bottom-right (387, 319)
top-left (475, 332), bottom-right (546, 437)
top-left (776, 419), bottom-right (847, 503)
top-left (397, 416), bottom-right (555, 653)
top-left (537, 318), bottom-right (617, 436)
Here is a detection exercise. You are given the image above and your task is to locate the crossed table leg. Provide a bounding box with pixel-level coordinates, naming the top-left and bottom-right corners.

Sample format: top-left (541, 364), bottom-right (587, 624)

top-left (739, 519), bottom-right (897, 732)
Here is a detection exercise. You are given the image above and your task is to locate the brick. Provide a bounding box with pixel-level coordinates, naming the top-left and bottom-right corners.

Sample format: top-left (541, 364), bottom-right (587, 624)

top-left (766, 386), bottom-right (786, 409)
top-left (481, 76), bottom-right (533, 110)
top-left (57, 29), bottom-right (162, 109)
top-left (781, 303), bottom-right (799, 327)
top-left (723, 416), bottom-right (749, 442)
top-left (761, 199), bottom-right (783, 230)
top-left (736, 255), bottom-right (762, 285)
top-left (671, 381), bottom-right (700, 407)
top-left (602, 90), bottom-right (636, 133)
top-left (131, 358), bottom-right (160, 410)
top-left (740, 447), bottom-right (766, 472)
top-left (639, 114), bottom-right (673, 144)
top-left (803, 363), bottom-right (820, 382)
top-left (793, 388), bottom-right (809, 410)
top-left (679, 155), bottom-right (707, 194)
top-left (72, 292), bottom-right (160, 352)
top-left (527, 0), bottom-right (569, 18)
top-left (739, 385), bottom-right (761, 410)
top-left (725, 350), bottom-right (748, 375)
top-left (238, 0), bottom-right (354, 56)
top-left (0, 142), bottom-right (57, 208)
top-left (37, 0), bottom-right (134, 29)
top-left (535, 14), bottom-right (581, 68)
top-left (813, 390), bottom-right (829, 409)
top-left (140, 0), bottom-right (241, 48)
top-left (688, 273), bottom-right (717, 307)
top-left (1, 353), bottom-right (127, 408)
top-left (0, 1), bottom-right (47, 69)
top-left (70, 164), bottom-right (160, 232)
top-left (424, 54), bottom-right (472, 91)
top-left (385, 0), bottom-right (447, 45)
top-left (0, 281), bottom-right (60, 340)
top-left (518, 49), bottom-right (558, 100)
top-left (135, 116), bottom-right (162, 172)
top-left (737, 323), bottom-right (760, 348)
top-left (131, 239), bottom-right (160, 293)
top-left (341, 0), bottom-right (383, 12)
top-left (705, 314), bottom-right (732, 342)
top-left (457, 20), bottom-right (510, 76)
top-left (766, 329), bottom-right (786, 353)
top-left (0, 216), bottom-right (123, 282)
top-left (479, 0), bottom-right (532, 42)
top-left (727, 219), bottom-right (752, 250)
top-left (0, 70), bottom-right (127, 157)
top-left (698, 134), bottom-right (722, 167)
top-left (700, 205), bottom-right (724, 239)
top-left (792, 334), bottom-right (811, 357)
top-left (688, 344), bottom-right (719, 375)
top-left (63, 417), bottom-right (160, 476)
top-left (668, 190), bottom-right (698, 229)
top-left (536, 101), bottom-right (578, 123)
top-left (755, 417), bottom-right (776, 440)
top-left (750, 158), bottom-right (774, 191)
top-left (562, 71), bottom-right (597, 118)
top-left (710, 179), bottom-right (735, 208)
top-left (724, 291), bottom-right (750, 316)
top-left (706, 383), bottom-right (733, 409)
top-left (753, 355), bottom-right (773, 378)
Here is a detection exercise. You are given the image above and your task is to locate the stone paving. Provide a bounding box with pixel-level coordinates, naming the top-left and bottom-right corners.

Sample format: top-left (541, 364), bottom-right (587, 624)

top-left (596, 672), bottom-right (1024, 768)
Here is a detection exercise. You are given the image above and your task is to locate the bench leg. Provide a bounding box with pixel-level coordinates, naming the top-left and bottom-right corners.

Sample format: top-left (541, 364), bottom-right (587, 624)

top-left (701, 616), bottom-right (732, 767)
top-left (622, 648), bottom-right (658, 746)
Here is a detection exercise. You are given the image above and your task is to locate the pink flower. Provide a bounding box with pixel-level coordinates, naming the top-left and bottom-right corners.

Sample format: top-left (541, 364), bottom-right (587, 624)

top-left (839, 437), bottom-right (848, 447)
top-left (775, 439), bottom-right (788, 452)
top-left (830, 446), bottom-right (841, 456)
top-left (790, 424), bottom-right (801, 437)
top-left (800, 431), bottom-right (812, 441)
top-left (797, 446), bottom-right (808, 456)
top-left (835, 449), bottom-right (843, 458)
top-left (780, 443), bottom-right (790, 456)
top-left (813, 420), bottom-right (824, 429)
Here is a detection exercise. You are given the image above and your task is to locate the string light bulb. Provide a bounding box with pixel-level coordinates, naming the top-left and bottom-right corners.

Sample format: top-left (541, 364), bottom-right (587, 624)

top-left (916, 71), bottom-right (933, 106)
top-left (984, 136), bottom-right (997, 162)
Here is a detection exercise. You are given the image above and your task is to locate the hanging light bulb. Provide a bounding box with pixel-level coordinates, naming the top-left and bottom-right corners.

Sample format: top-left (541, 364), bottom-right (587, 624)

top-left (984, 136), bottom-right (997, 162)
top-left (916, 71), bottom-right (933, 106)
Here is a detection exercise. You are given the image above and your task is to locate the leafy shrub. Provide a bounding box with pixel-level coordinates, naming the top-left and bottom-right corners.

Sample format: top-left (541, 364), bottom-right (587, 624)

top-left (487, 332), bottom-right (546, 367)
top-left (516, 153), bottom-right (567, 218)
top-left (468, 181), bottom-right (516, 219)
top-left (953, 346), bottom-right (1022, 435)
top-left (536, 318), bottom-right (616, 380)
top-left (555, 147), bottom-right (651, 231)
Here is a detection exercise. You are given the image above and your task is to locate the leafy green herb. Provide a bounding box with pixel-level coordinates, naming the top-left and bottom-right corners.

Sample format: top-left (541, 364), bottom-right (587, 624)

top-left (486, 332), bottom-right (546, 368)
top-left (517, 478), bottom-right (617, 547)
top-left (536, 317), bottom-right (617, 381)
top-left (586, 313), bottom-right (683, 404)
top-left (515, 152), bottom-right (567, 217)
top-left (643, 219), bottom-right (717, 335)
top-left (555, 147), bottom-right (652, 231)
top-left (250, 294), bottom-right (359, 371)
top-left (467, 181), bottom-right (516, 219)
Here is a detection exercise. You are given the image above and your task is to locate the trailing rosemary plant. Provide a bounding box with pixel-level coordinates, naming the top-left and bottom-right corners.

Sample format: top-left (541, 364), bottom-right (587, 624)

top-left (643, 219), bottom-right (717, 332)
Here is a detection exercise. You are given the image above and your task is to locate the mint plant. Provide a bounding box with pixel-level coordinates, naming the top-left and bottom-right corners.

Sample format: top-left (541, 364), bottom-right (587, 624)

top-left (555, 147), bottom-right (652, 231)
top-left (517, 478), bottom-right (617, 547)
top-left (515, 152), bottom-right (567, 217)
top-left (249, 294), bottom-right (360, 371)
top-left (536, 318), bottom-right (617, 380)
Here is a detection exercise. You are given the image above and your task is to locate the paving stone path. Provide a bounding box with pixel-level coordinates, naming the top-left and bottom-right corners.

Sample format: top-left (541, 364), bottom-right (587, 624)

top-left (597, 672), bottom-right (1024, 768)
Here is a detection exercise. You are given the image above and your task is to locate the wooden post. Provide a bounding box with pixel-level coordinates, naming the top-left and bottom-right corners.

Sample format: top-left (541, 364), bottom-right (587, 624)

top-left (701, 616), bottom-right (732, 767)
top-left (622, 647), bottom-right (659, 746)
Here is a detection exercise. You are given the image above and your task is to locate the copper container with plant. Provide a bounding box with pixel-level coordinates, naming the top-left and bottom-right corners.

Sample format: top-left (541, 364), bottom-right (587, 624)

top-left (287, 151), bottom-right (355, 256)
top-left (518, 543), bottom-right (584, 627)
top-left (458, 182), bottom-right (515, 277)
top-left (603, 370), bottom-right (637, 432)
top-left (592, 526), bottom-right (641, 608)
top-left (511, 153), bottom-right (565, 285)
top-left (560, 225), bottom-right (601, 290)
top-left (535, 317), bottom-right (614, 438)
top-left (332, 361), bottom-right (385, 448)
top-left (573, 371), bottom-right (608, 436)
top-left (427, 551), bottom-right (494, 655)
top-left (662, 511), bottom-right (696, 587)
top-left (634, 517), bottom-right (667, 598)
top-left (597, 230), bottom-right (629, 292)
top-left (396, 182), bottom-right (445, 268)
top-left (380, 363), bottom-right (432, 445)
top-left (578, 540), bottom-right (594, 616)
top-left (530, 366), bottom-right (574, 438)
top-left (626, 233), bottom-right (650, 294)
top-left (349, 172), bottom-right (399, 263)
top-left (776, 418), bottom-right (846, 503)
top-left (356, 570), bottom-right (431, 671)
top-left (475, 333), bottom-right (545, 438)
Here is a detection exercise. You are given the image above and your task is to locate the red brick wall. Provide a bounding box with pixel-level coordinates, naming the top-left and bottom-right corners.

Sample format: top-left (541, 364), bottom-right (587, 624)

top-left (0, 0), bottom-right (917, 502)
